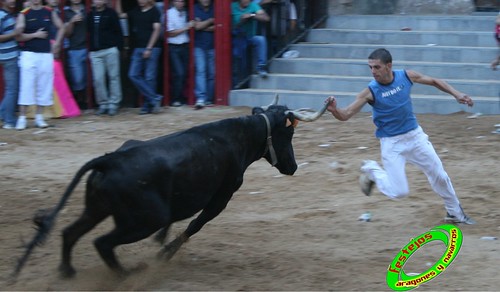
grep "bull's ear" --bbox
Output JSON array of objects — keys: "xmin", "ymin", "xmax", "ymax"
[
  {"xmin": 286, "ymin": 118, "xmax": 299, "ymax": 128},
  {"xmin": 252, "ymin": 107, "xmax": 265, "ymax": 115}
]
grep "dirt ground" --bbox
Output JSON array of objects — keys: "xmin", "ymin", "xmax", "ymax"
[{"xmin": 0, "ymin": 105, "xmax": 499, "ymax": 291}]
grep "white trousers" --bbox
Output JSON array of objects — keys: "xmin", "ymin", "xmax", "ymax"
[
  {"xmin": 362, "ymin": 126, "xmax": 464, "ymax": 220},
  {"xmin": 18, "ymin": 51, "xmax": 54, "ymax": 106}
]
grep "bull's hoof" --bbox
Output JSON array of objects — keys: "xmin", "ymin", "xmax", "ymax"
[
  {"xmin": 157, "ymin": 246, "xmax": 176, "ymax": 261},
  {"xmin": 114, "ymin": 263, "xmax": 147, "ymax": 279},
  {"xmin": 58, "ymin": 264, "xmax": 76, "ymax": 279}
]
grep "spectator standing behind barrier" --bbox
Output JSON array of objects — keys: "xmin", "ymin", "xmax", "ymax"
[
  {"xmin": 117, "ymin": 0, "xmax": 162, "ymax": 115},
  {"xmin": 15, "ymin": 0, "xmax": 64, "ymax": 130},
  {"xmin": 193, "ymin": 0, "xmax": 214, "ymax": 110},
  {"xmin": 0, "ymin": 0, "xmax": 21, "ymax": 130},
  {"xmin": 167, "ymin": 0, "xmax": 194, "ymax": 107},
  {"xmin": 87, "ymin": 0, "xmax": 123, "ymax": 116},
  {"xmin": 64, "ymin": 0, "xmax": 88, "ymax": 109},
  {"xmin": 232, "ymin": 0, "xmax": 270, "ymax": 78}
]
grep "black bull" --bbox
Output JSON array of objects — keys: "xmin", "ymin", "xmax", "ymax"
[{"xmin": 12, "ymin": 97, "xmax": 329, "ymax": 278}]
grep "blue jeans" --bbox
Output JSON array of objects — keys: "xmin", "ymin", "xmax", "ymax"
[
  {"xmin": 66, "ymin": 48, "xmax": 87, "ymax": 91},
  {"xmin": 0, "ymin": 57, "xmax": 19, "ymax": 125},
  {"xmin": 248, "ymin": 35, "xmax": 267, "ymax": 68},
  {"xmin": 194, "ymin": 47, "xmax": 215, "ymax": 104},
  {"xmin": 128, "ymin": 47, "xmax": 162, "ymax": 109},
  {"xmin": 168, "ymin": 43, "xmax": 189, "ymax": 104}
]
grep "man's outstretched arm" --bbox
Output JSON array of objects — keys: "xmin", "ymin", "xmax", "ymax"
[{"xmin": 406, "ymin": 69, "xmax": 474, "ymax": 107}]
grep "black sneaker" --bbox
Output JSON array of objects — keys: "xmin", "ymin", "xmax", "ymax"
[
  {"xmin": 444, "ymin": 213, "xmax": 476, "ymax": 225},
  {"xmin": 95, "ymin": 108, "xmax": 107, "ymax": 115},
  {"xmin": 108, "ymin": 108, "xmax": 117, "ymax": 116}
]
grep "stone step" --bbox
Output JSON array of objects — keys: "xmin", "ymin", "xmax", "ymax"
[
  {"xmin": 229, "ymin": 89, "xmax": 499, "ymax": 115},
  {"xmin": 229, "ymin": 14, "xmax": 500, "ymax": 114},
  {"xmin": 306, "ymin": 29, "xmax": 497, "ymax": 47},
  {"xmin": 270, "ymin": 58, "xmax": 497, "ymax": 80},
  {"xmin": 326, "ymin": 15, "xmax": 498, "ymax": 31},
  {"xmin": 249, "ymin": 74, "xmax": 499, "ymax": 97},
  {"xmin": 288, "ymin": 43, "xmax": 498, "ymax": 63}
]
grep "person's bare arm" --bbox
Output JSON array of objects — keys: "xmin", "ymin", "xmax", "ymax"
[
  {"xmin": 254, "ymin": 8, "xmax": 270, "ymax": 22},
  {"xmin": 325, "ymin": 88, "xmax": 373, "ymax": 121},
  {"xmin": 194, "ymin": 17, "xmax": 214, "ymax": 31},
  {"xmin": 51, "ymin": 11, "xmax": 65, "ymax": 55},
  {"xmin": 0, "ymin": 25, "xmax": 20, "ymax": 42},
  {"xmin": 238, "ymin": 8, "xmax": 270, "ymax": 25},
  {"xmin": 168, "ymin": 20, "xmax": 194, "ymax": 37},
  {"xmin": 142, "ymin": 22, "xmax": 161, "ymax": 58},
  {"xmin": 406, "ymin": 69, "xmax": 473, "ymax": 107}
]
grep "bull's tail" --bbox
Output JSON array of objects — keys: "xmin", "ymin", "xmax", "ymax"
[{"xmin": 11, "ymin": 154, "xmax": 111, "ymax": 280}]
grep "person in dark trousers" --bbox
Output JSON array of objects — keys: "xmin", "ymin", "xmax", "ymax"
[
  {"xmin": 166, "ymin": 0, "xmax": 194, "ymax": 107},
  {"xmin": 0, "ymin": 0, "xmax": 21, "ymax": 129},
  {"xmin": 117, "ymin": 0, "xmax": 162, "ymax": 115},
  {"xmin": 324, "ymin": 48, "xmax": 476, "ymax": 225},
  {"xmin": 232, "ymin": 0, "xmax": 270, "ymax": 78},
  {"xmin": 193, "ymin": 0, "xmax": 214, "ymax": 109},
  {"xmin": 64, "ymin": 0, "xmax": 88, "ymax": 110},
  {"xmin": 87, "ymin": 0, "xmax": 123, "ymax": 116}
]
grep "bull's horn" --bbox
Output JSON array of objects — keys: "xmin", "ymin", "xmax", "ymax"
[
  {"xmin": 286, "ymin": 102, "xmax": 329, "ymax": 122},
  {"xmin": 261, "ymin": 94, "xmax": 280, "ymax": 110}
]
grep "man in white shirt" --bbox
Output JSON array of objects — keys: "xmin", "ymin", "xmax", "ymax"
[{"xmin": 167, "ymin": 0, "xmax": 194, "ymax": 106}]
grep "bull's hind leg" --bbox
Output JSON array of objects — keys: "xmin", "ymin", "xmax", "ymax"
[
  {"xmin": 60, "ymin": 210, "xmax": 108, "ymax": 278},
  {"xmin": 94, "ymin": 225, "xmax": 161, "ymax": 276}
]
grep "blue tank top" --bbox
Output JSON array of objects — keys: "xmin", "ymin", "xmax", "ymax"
[
  {"xmin": 21, "ymin": 7, "xmax": 52, "ymax": 53},
  {"xmin": 368, "ymin": 70, "xmax": 418, "ymax": 138}
]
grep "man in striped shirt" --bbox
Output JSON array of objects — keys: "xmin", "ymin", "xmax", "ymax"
[{"xmin": 0, "ymin": 0, "xmax": 21, "ymax": 129}]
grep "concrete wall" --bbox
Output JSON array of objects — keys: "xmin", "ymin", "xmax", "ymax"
[{"xmin": 328, "ymin": 0, "xmax": 476, "ymax": 15}]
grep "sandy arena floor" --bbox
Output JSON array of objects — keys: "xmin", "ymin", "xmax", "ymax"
[{"xmin": 0, "ymin": 105, "xmax": 499, "ymax": 291}]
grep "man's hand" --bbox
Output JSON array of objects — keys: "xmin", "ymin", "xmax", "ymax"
[
  {"xmin": 491, "ymin": 57, "xmax": 499, "ymax": 71},
  {"xmin": 325, "ymin": 96, "xmax": 337, "ymax": 113},
  {"xmin": 456, "ymin": 93, "xmax": 474, "ymax": 107},
  {"xmin": 35, "ymin": 28, "xmax": 48, "ymax": 39}
]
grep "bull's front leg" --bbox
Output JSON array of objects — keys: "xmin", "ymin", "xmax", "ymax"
[
  {"xmin": 158, "ymin": 193, "xmax": 233, "ymax": 261},
  {"xmin": 157, "ymin": 232, "xmax": 189, "ymax": 260}
]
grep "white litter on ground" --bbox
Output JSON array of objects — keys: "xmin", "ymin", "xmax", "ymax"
[{"xmin": 467, "ymin": 113, "xmax": 482, "ymax": 119}]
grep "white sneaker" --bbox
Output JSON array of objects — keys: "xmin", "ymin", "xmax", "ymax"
[
  {"xmin": 194, "ymin": 101, "xmax": 204, "ymax": 110},
  {"xmin": 359, "ymin": 173, "xmax": 375, "ymax": 196},
  {"xmin": 360, "ymin": 160, "xmax": 378, "ymax": 173},
  {"xmin": 15, "ymin": 116, "xmax": 27, "ymax": 130},
  {"xmin": 359, "ymin": 160, "xmax": 377, "ymax": 196},
  {"xmin": 444, "ymin": 213, "xmax": 476, "ymax": 225},
  {"xmin": 35, "ymin": 114, "xmax": 48, "ymax": 128}
]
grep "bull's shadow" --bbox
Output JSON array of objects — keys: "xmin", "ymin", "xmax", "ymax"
[{"xmin": 12, "ymin": 95, "xmax": 329, "ymax": 279}]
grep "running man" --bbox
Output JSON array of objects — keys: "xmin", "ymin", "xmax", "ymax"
[{"xmin": 324, "ymin": 48, "xmax": 475, "ymax": 224}]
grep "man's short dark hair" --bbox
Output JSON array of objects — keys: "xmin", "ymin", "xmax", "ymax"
[{"xmin": 368, "ymin": 48, "xmax": 392, "ymax": 64}]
